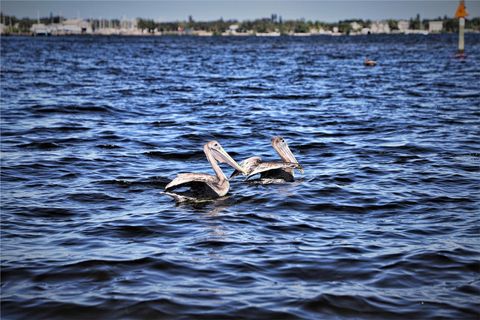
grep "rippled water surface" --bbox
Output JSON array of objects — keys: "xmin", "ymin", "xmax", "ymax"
[{"xmin": 1, "ymin": 34, "xmax": 480, "ymax": 319}]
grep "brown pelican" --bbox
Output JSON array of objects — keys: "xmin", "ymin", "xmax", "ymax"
[
  {"xmin": 164, "ymin": 141, "xmax": 246, "ymax": 202},
  {"xmin": 231, "ymin": 136, "xmax": 303, "ymax": 182}
]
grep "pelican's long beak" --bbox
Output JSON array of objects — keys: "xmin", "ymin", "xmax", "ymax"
[
  {"xmin": 278, "ymin": 143, "xmax": 304, "ymax": 174},
  {"xmin": 212, "ymin": 147, "xmax": 248, "ymax": 176}
]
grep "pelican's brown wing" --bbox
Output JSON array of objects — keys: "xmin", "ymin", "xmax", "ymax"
[
  {"xmin": 165, "ymin": 173, "xmax": 221, "ymax": 198},
  {"xmin": 246, "ymin": 161, "xmax": 298, "ymax": 180},
  {"xmin": 230, "ymin": 156, "xmax": 262, "ymax": 179}
]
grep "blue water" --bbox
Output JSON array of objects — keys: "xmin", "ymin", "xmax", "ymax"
[{"xmin": 1, "ymin": 34, "xmax": 480, "ymax": 319}]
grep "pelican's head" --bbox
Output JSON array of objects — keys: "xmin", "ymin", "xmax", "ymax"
[
  {"xmin": 205, "ymin": 140, "xmax": 247, "ymax": 175},
  {"xmin": 271, "ymin": 136, "xmax": 304, "ymax": 173}
]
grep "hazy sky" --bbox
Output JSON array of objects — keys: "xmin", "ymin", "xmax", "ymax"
[{"xmin": 2, "ymin": 1, "xmax": 479, "ymax": 22}]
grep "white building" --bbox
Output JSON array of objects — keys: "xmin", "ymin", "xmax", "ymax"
[
  {"xmin": 361, "ymin": 27, "xmax": 371, "ymax": 35},
  {"xmin": 428, "ymin": 21, "xmax": 443, "ymax": 33},
  {"xmin": 310, "ymin": 28, "xmax": 332, "ymax": 35},
  {"xmin": 350, "ymin": 21, "xmax": 362, "ymax": 32},
  {"xmin": 31, "ymin": 23, "xmax": 50, "ymax": 35},
  {"xmin": 370, "ymin": 21, "xmax": 390, "ymax": 34},
  {"xmin": 61, "ymin": 19, "xmax": 92, "ymax": 34},
  {"xmin": 222, "ymin": 24, "xmax": 243, "ymax": 36},
  {"xmin": 397, "ymin": 20, "xmax": 410, "ymax": 33},
  {"xmin": 30, "ymin": 19, "xmax": 94, "ymax": 35},
  {"xmin": 359, "ymin": 21, "xmax": 390, "ymax": 34},
  {"xmin": 47, "ymin": 19, "xmax": 93, "ymax": 35},
  {"xmin": 194, "ymin": 30, "xmax": 214, "ymax": 36},
  {"xmin": 256, "ymin": 31, "xmax": 281, "ymax": 37}
]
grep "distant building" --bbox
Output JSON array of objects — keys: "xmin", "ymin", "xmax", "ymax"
[
  {"xmin": 310, "ymin": 28, "xmax": 332, "ymax": 35},
  {"xmin": 47, "ymin": 19, "xmax": 93, "ymax": 35},
  {"xmin": 62, "ymin": 19, "xmax": 91, "ymax": 34},
  {"xmin": 222, "ymin": 24, "xmax": 240, "ymax": 35},
  {"xmin": 429, "ymin": 21, "xmax": 443, "ymax": 33},
  {"xmin": 350, "ymin": 21, "xmax": 362, "ymax": 31},
  {"xmin": 194, "ymin": 30, "xmax": 214, "ymax": 36},
  {"xmin": 397, "ymin": 20, "xmax": 410, "ymax": 33},
  {"xmin": 359, "ymin": 21, "xmax": 390, "ymax": 34},
  {"xmin": 370, "ymin": 21, "xmax": 390, "ymax": 34},
  {"xmin": 256, "ymin": 31, "xmax": 281, "ymax": 37},
  {"xmin": 31, "ymin": 23, "xmax": 50, "ymax": 36},
  {"xmin": 222, "ymin": 24, "xmax": 251, "ymax": 36}
]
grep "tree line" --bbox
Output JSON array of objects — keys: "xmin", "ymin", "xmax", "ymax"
[
  {"xmin": 1, "ymin": 12, "xmax": 479, "ymax": 35},
  {"xmin": 132, "ymin": 14, "xmax": 480, "ymax": 34}
]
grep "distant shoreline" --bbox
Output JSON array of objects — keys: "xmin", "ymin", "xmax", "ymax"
[
  {"xmin": 2, "ymin": 30, "xmax": 479, "ymax": 38},
  {"xmin": 2, "ymin": 14, "xmax": 479, "ymax": 38}
]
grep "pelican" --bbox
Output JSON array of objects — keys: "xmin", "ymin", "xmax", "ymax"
[
  {"xmin": 164, "ymin": 141, "xmax": 246, "ymax": 202},
  {"xmin": 231, "ymin": 136, "xmax": 303, "ymax": 182}
]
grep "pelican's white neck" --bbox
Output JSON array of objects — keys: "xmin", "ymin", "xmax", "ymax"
[
  {"xmin": 204, "ymin": 145, "xmax": 227, "ymax": 182},
  {"xmin": 273, "ymin": 143, "xmax": 289, "ymax": 162}
]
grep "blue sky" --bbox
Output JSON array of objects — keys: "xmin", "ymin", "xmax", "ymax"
[{"xmin": 2, "ymin": 1, "xmax": 479, "ymax": 22}]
